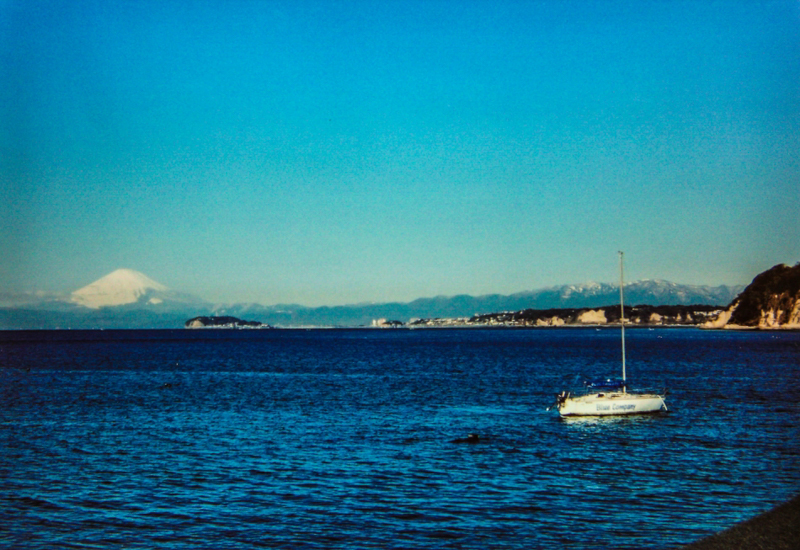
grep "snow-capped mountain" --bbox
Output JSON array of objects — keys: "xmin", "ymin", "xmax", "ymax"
[
  {"xmin": 610, "ymin": 279, "xmax": 742, "ymax": 308},
  {"xmin": 71, "ymin": 269, "xmax": 167, "ymax": 308},
  {"xmin": 505, "ymin": 279, "xmax": 743, "ymax": 311},
  {"xmin": 70, "ymin": 269, "xmax": 206, "ymax": 310}
]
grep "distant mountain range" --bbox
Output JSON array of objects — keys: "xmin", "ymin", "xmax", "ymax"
[
  {"xmin": 211, "ymin": 280, "xmax": 743, "ymax": 328},
  {"xmin": 0, "ymin": 268, "xmax": 746, "ymax": 329}
]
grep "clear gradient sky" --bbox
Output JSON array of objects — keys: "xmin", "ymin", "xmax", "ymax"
[{"xmin": 2, "ymin": 1, "xmax": 799, "ymax": 306}]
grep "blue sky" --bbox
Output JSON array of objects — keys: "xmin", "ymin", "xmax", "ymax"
[{"xmin": 2, "ymin": 0, "xmax": 798, "ymax": 306}]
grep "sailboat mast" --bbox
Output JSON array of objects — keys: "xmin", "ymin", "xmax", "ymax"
[{"xmin": 619, "ymin": 251, "xmax": 626, "ymax": 391}]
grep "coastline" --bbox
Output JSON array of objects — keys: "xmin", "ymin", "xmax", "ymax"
[{"xmin": 677, "ymin": 493, "xmax": 800, "ymax": 549}]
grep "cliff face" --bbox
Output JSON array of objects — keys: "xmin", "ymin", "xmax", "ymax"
[{"xmin": 707, "ymin": 263, "xmax": 800, "ymax": 329}]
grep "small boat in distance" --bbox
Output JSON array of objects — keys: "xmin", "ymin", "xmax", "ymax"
[{"xmin": 552, "ymin": 252, "xmax": 668, "ymax": 416}]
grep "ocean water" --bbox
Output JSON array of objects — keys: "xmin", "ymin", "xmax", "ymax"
[{"xmin": 1, "ymin": 327, "xmax": 799, "ymax": 549}]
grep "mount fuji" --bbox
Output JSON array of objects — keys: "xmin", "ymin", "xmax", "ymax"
[
  {"xmin": 71, "ymin": 269, "xmax": 168, "ymax": 308},
  {"xmin": 69, "ymin": 269, "xmax": 207, "ymax": 310},
  {"xmin": 0, "ymin": 269, "xmax": 210, "ymax": 329}
]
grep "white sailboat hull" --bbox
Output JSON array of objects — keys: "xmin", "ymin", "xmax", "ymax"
[{"xmin": 558, "ymin": 392, "xmax": 666, "ymax": 416}]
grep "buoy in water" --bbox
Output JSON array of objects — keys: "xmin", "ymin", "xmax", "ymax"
[{"xmin": 451, "ymin": 433, "xmax": 481, "ymax": 444}]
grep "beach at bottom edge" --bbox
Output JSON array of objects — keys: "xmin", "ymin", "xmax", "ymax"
[{"xmin": 677, "ymin": 493, "xmax": 800, "ymax": 550}]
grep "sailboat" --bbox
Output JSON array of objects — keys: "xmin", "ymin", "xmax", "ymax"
[{"xmin": 553, "ymin": 252, "xmax": 668, "ymax": 416}]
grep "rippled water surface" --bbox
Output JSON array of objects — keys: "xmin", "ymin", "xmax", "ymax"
[{"xmin": 2, "ymin": 328, "xmax": 799, "ymax": 549}]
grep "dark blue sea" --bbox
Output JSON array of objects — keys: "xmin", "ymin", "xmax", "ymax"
[{"xmin": 2, "ymin": 328, "xmax": 799, "ymax": 549}]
